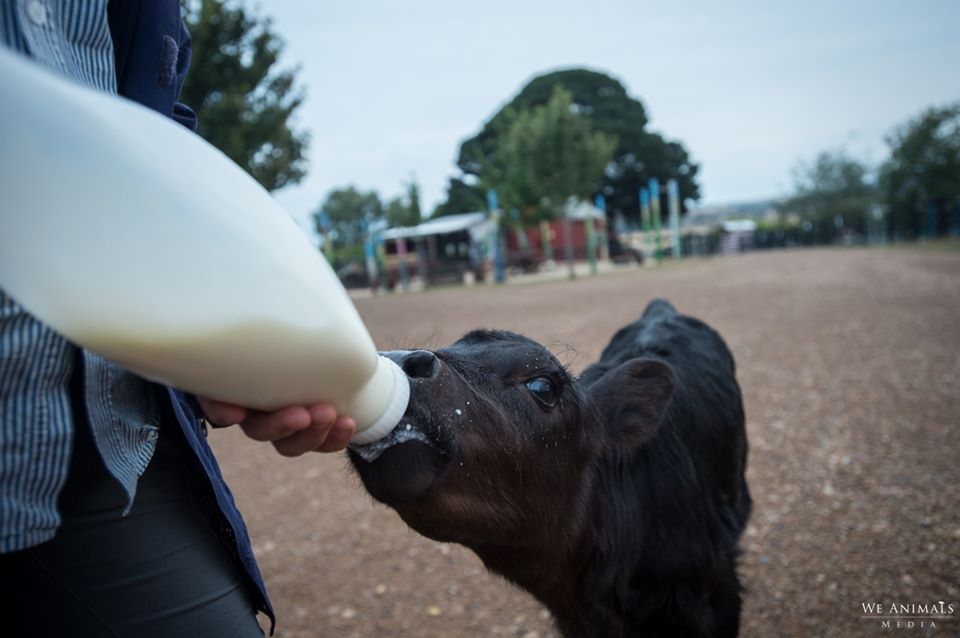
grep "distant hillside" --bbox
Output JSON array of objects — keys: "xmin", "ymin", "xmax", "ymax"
[{"xmin": 684, "ymin": 199, "xmax": 779, "ymax": 227}]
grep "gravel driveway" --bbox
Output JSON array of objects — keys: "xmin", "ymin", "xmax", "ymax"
[{"xmin": 211, "ymin": 246, "xmax": 960, "ymax": 637}]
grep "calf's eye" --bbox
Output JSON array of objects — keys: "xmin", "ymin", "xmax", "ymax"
[{"xmin": 525, "ymin": 377, "xmax": 558, "ymax": 407}]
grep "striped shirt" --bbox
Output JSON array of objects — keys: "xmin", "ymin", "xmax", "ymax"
[
  {"xmin": 0, "ymin": 4, "xmax": 274, "ymax": 626},
  {"xmin": 0, "ymin": 0, "xmax": 115, "ymax": 92},
  {"xmin": 0, "ymin": 0, "xmax": 160, "ymax": 553}
]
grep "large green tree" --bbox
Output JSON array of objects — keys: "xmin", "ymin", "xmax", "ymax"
[
  {"xmin": 781, "ymin": 150, "xmax": 877, "ymax": 241},
  {"xmin": 487, "ymin": 86, "xmax": 617, "ymax": 224},
  {"xmin": 181, "ymin": 0, "xmax": 309, "ymax": 191},
  {"xmin": 879, "ymin": 102, "xmax": 960, "ymax": 238},
  {"xmin": 314, "ymin": 186, "xmax": 383, "ymax": 247},
  {"xmin": 442, "ymin": 68, "xmax": 700, "ymax": 220}
]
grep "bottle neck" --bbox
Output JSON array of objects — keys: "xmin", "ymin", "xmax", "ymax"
[{"xmin": 347, "ymin": 356, "xmax": 410, "ymax": 444}]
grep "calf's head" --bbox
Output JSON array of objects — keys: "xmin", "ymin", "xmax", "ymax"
[{"xmin": 348, "ymin": 330, "xmax": 675, "ymax": 559}]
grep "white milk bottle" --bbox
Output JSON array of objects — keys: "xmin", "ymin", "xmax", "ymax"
[{"xmin": 0, "ymin": 48, "xmax": 408, "ymax": 444}]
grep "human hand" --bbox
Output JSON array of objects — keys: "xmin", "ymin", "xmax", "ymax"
[{"xmin": 196, "ymin": 398, "xmax": 356, "ymax": 456}]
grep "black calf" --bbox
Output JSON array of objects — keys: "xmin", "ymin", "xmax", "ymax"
[{"xmin": 349, "ymin": 299, "xmax": 751, "ymax": 637}]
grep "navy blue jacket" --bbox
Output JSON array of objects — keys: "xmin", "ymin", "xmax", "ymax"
[{"xmin": 106, "ymin": 1, "xmax": 275, "ymax": 630}]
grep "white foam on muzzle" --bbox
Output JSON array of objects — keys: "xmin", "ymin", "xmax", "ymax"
[{"xmin": 349, "ymin": 423, "xmax": 433, "ymax": 462}]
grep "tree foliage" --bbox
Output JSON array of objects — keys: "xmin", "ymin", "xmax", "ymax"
[
  {"xmin": 443, "ymin": 68, "xmax": 700, "ymax": 220},
  {"xmin": 432, "ymin": 177, "xmax": 487, "ymax": 217},
  {"xmin": 181, "ymin": 0, "xmax": 309, "ymax": 191},
  {"xmin": 386, "ymin": 180, "xmax": 423, "ymax": 228},
  {"xmin": 314, "ymin": 186, "xmax": 383, "ymax": 246},
  {"xmin": 781, "ymin": 150, "xmax": 877, "ymax": 236},
  {"xmin": 879, "ymin": 102, "xmax": 960, "ymax": 238},
  {"xmin": 486, "ymin": 86, "xmax": 617, "ymax": 224}
]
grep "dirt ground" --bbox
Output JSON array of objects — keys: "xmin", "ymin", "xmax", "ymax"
[{"xmin": 211, "ymin": 247, "xmax": 960, "ymax": 637}]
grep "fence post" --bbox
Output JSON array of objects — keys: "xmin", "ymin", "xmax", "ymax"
[
  {"xmin": 667, "ymin": 179, "xmax": 681, "ymax": 260},
  {"xmin": 487, "ymin": 190, "xmax": 506, "ymax": 284},
  {"xmin": 363, "ymin": 228, "xmax": 379, "ymax": 294},
  {"xmin": 649, "ymin": 178, "xmax": 662, "ymax": 263},
  {"xmin": 396, "ymin": 236, "xmax": 410, "ymax": 291},
  {"xmin": 540, "ymin": 219, "xmax": 553, "ymax": 262},
  {"xmin": 640, "ymin": 188, "xmax": 650, "ymax": 262},
  {"xmin": 594, "ymin": 194, "xmax": 609, "ymax": 263}
]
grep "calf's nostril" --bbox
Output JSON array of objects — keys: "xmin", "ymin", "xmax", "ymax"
[
  {"xmin": 379, "ymin": 349, "xmax": 440, "ymax": 379},
  {"xmin": 400, "ymin": 349, "xmax": 440, "ymax": 379}
]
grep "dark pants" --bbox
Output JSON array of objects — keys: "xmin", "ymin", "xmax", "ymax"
[{"xmin": 0, "ymin": 392, "xmax": 264, "ymax": 637}]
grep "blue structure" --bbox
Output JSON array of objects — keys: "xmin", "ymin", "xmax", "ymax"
[
  {"xmin": 487, "ymin": 189, "xmax": 506, "ymax": 284},
  {"xmin": 667, "ymin": 179, "xmax": 681, "ymax": 260},
  {"xmin": 649, "ymin": 178, "xmax": 662, "ymax": 262}
]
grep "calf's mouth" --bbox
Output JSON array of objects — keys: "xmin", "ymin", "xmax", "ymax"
[
  {"xmin": 347, "ymin": 349, "xmax": 464, "ymax": 506},
  {"xmin": 348, "ymin": 419, "xmax": 435, "ymax": 463},
  {"xmin": 347, "ymin": 404, "xmax": 455, "ymax": 506}
]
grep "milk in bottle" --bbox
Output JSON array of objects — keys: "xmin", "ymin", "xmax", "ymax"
[{"xmin": 0, "ymin": 48, "xmax": 408, "ymax": 444}]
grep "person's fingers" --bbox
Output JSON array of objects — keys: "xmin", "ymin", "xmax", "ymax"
[
  {"xmin": 200, "ymin": 399, "xmax": 346, "ymax": 454},
  {"xmin": 306, "ymin": 403, "xmax": 337, "ymax": 425},
  {"xmin": 197, "ymin": 397, "xmax": 247, "ymax": 427},
  {"xmin": 314, "ymin": 417, "xmax": 356, "ymax": 453},
  {"xmin": 240, "ymin": 406, "xmax": 313, "ymax": 442},
  {"xmin": 272, "ymin": 416, "xmax": 337, "ymax": 457}
]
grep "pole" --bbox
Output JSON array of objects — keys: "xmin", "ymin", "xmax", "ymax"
[
  {"xmin": 640, "ymin": 188, "xmax": 651, "ymax": 263},
  {"xmin": 488, "ymin": 189, "xmax": 505, "ymax": 284},
  {"xmin": 415, "ymin": 237, "xmax": 429, "ymax": 289},
  {"xmin": 649, "ymin": 178, "xmax": 662, "ymax": 263},
  {"xmin": 511, "ymin": 210, "xmax": 528, "ymax": 250},
  {"xmin": 594, "ymin": 194, "xmax": 609, "ymax": 262},
  {"xmin": 667, "ymin": 179, "xmax": 681, "ymax": 260},
  {"xmin": 396, "ymin": 236, "xmax": 410, "ymax": 291},
  {"xmin": 363, "ymin": 229, "xmax": 378, "ymax": 293},
  {"xmin": 375, "ymin": 233, "xmax": 386, "ymax": 287},
  {"xmin": 540, "ymin": 219, "xmax": 553, "ymax": 262},
  {"xmin": 585, "ymin": 209, "xmax": 597, "ymax": 275}
]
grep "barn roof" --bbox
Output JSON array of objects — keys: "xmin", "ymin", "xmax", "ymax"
[{"xmin": 382, "ymin": 211, "xmax": 490, "ymax": 240}]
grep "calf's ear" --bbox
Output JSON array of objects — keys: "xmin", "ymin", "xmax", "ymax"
[{"xmin": 588, "ymin": 358, "xmax": 676, "ymax": 449}]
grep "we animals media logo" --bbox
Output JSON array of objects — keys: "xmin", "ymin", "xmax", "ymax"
[{"xmin": 861, "ymin": 601, "xmax": 956, "ymax": 630}]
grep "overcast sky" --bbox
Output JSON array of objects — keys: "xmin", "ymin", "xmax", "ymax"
[{"xmin": 264, "ymin": 0, "xmax": 960, "ymax": 231}]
